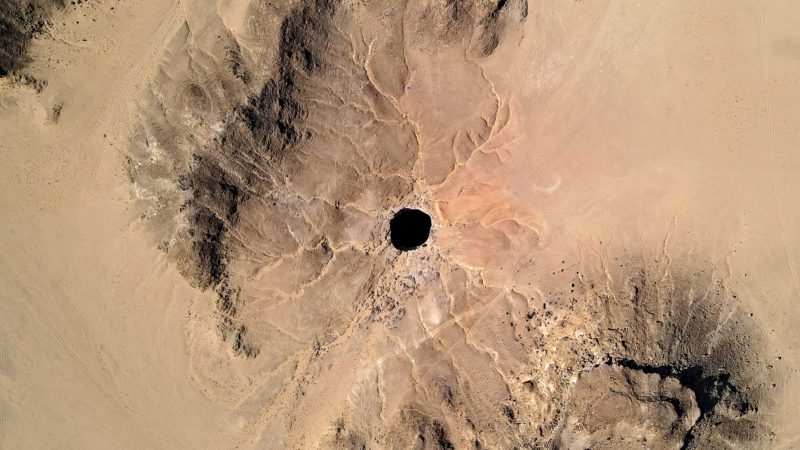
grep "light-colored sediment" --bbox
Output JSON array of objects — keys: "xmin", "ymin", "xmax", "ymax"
[{"xmin": 2, "ymin": 0, "xmax": 800, "ymax": 448}]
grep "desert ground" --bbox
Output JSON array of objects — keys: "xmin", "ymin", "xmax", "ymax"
[{"xmin": 1, "ymin": 0, "xmax": 800, "ymax": 448}]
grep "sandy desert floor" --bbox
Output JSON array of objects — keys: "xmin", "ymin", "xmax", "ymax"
[{"xmin": 2, "ymin": 0, "xmax": 800, "ymax": 448}]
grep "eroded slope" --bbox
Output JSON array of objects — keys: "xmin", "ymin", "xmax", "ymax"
[{"xmin": 128, "ymin": 0, "xmax": 781, "ymax": 448}]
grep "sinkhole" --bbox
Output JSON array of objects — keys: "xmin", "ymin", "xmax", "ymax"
[{"xmin": 390, "ymin": 208, "xmax": 431, "ymax": 251}]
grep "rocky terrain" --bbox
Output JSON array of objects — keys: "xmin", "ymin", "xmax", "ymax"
[{"xmin": 2, "ymin": 0, "xmax": 798, "ymax": 448}]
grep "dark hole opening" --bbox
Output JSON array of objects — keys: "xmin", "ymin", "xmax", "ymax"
[{"xmin": 390, "ymin": 208, "xmax": 431, "ymax": 251}]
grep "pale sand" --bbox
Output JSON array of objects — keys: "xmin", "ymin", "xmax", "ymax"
[{"xmin": 1, "ymin": 0, "xmax": 800, "ymax": 448}]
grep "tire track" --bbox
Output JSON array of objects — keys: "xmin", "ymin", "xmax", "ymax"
[
  {"xmin": 756, "ymin": 5, "xmax": 800, "ymax": 301},
  {"xmin": 0, "ymin": 246, "xmax": 158, "ymax": 447}
]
